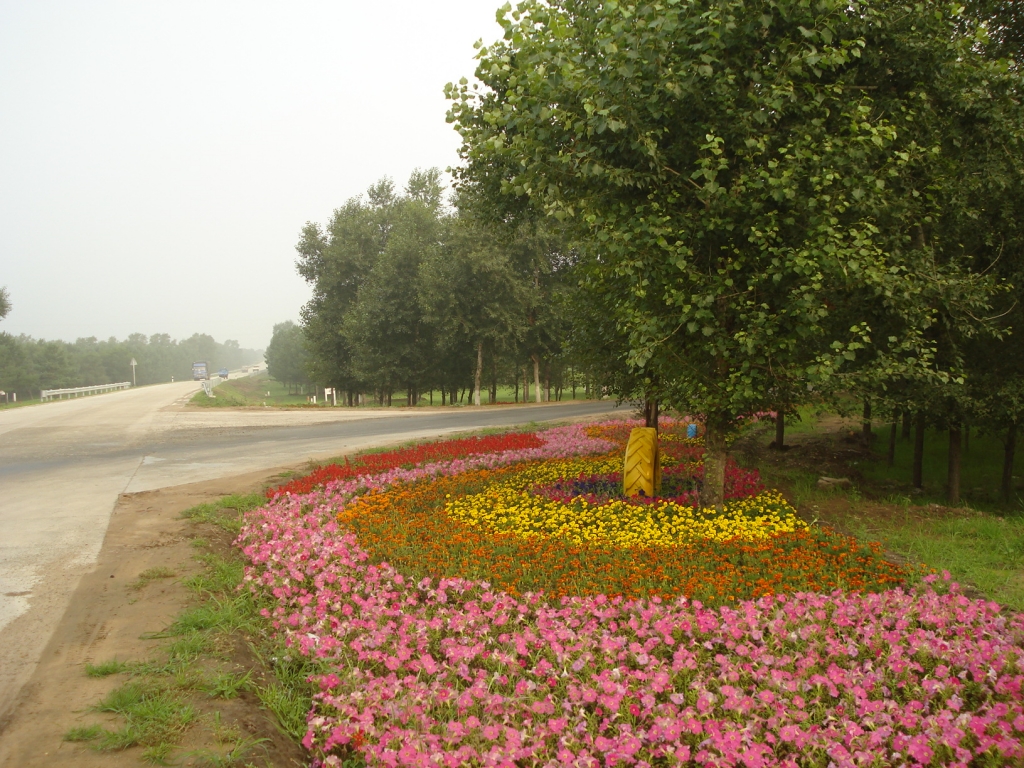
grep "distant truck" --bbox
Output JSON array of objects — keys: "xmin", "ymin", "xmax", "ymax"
[
  {"xmin": 192, "ymin": 361, "xmax": 209, "ymax": 381},
  {"xmin": 218, "ymin": 368, "xmax": 229, "ymax": 379}
]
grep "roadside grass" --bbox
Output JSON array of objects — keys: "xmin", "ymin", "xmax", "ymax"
[
  {"xmin": 0, "ymin": 397, "xmax": 42, "ymax": 410},
  {"xmin": 190, "ymin": 374, "xmax": 321, "ymax": 408},
  {"xmin": 190, "ymin": 371, "xmax": 599, "ymax": 409},
  {"xmin": 62, "ymin": 493, "xmax": 334, "ymax": 767},
  {"xmin": 129, "ymin": 567, "xmax": 177, "ymax": 591}
]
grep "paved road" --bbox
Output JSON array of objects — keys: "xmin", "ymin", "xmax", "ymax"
[{"xmin": 0, "ymin": 380, "xmax": 618, "ymax": 712}]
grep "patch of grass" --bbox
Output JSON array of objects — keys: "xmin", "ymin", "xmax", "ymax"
[
  {"xmin": 130, "ymin": 567, "xmax": 177, "ymax": 591},
  {"xmin": 90, "ymin": 680, "xmax": 197, "ymax": 757},
  {"xmin": 67, "ymin": 489, "xmax": 320, "ymax": 764},
  {"xmin": 182, "ymin": 493, "xmax": 265, "ymax": 535},
  {"xmin": 184, "ymin": 735, "xmax": 270, "ymax": 767},
  {"xmin": 255, "ymin": 682, "xmax": 313, "ymax": 743},
  {"xmin": 64, "ymin": 723, "xmax": 103, "ymax": 741},
  {"xmin": 169, "ymin": 593, "xmax": 254, "ymax": 636},
  {"xmin": 189, "ymin": 371, "xmax": 596, "ymax": 409},
  {"xmin": 164, "ymin": 632, "xmax": 214, "ymax": 664},
  {"xmin": 185, "ymin": 555, "xmax": 245, "ymax": 596},
  {"xmin": 189, "ymin": 374, "xmax": 313, "ymax": 408},
  {"xmin": 843, "ymin": 510, "xmax": 1024, "ymax": 609},
  {"xmin": 251, "ymin": 652, "xmax": 332, "ymax": 743},
  {"xmin": 0, "ymin": 397, "xmax": 43, "ymax": 410},
  {"xmin": 861, "ymin": 425, "xmax": 1023, "ymax": 513},
  {"xmin": 202, "ymin": 670, "xmax": 252, "ymax": 699},
  {"xmin": 85, "ymin": 659, "xmax": 129, "ymax": 677}
]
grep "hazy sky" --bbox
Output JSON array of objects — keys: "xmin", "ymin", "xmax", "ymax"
[{"xmin": 0, "ymin": 1, "xmax": 504, "ymax": 350}]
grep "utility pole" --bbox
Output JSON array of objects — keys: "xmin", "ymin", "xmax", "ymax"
[{"xmin": 130, "ymin": 358, "xmax": 137, "ymax": 387}]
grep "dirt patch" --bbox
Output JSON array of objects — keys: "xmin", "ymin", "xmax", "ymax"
[{"xmin": 0, "ymin": 468, "xmax": 305, "ymax": 768}]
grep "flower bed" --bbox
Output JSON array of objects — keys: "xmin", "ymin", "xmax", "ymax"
[
  {"xmin": 238, "ymin": 420, "xmax": 1024, "ymax": 767},
  {"xmin": 268, "ymin": 430, "xmax": 549, "ymax": 498},
  {"xmin": 445, "ymin": 457, "xmax": 805, "ymax": 547}
]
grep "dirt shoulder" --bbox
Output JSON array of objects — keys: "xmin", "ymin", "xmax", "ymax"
[{"xmin": 0, "ymin": 467, "xmax": 303, "ymax": 768}]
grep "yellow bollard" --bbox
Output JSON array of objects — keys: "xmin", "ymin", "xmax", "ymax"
[{"xmin": 623, "ymin": 427, "xmax": 661, "ymax": 497}]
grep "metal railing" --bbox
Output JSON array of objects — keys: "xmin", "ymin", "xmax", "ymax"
[{"xmin": 40, "ymin": 382, "xmax": 132, "ymax": 401}]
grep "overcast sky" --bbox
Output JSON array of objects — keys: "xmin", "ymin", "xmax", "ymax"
[{"xmin": 0, "ymin": 0, "xmax": 503, "ymax": 350}]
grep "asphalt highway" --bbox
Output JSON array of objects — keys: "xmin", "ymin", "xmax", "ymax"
[{"xmin": 0, "ymin": 379, "xmax": 618, "ymax": 712}]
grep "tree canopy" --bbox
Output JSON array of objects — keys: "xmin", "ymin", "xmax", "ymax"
[{"xmin": 447, "ymin": 0, "xmax": 1021, "ymax": 505}]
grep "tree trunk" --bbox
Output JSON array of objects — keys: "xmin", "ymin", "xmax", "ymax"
[
  {"xmin": 523, "ymin": 367, "xmax": 530, "ymax": 403},
  {"xmin": 545, "ymin": 366, "xmax": 551, "ymax": 403},
  {"xmin": 532, "ymin": 355, "xmax": 541, "ymax": 403},
  {"xmin": 1004, "ymin": 422, "xmax": 1018, "ymax": 504},
  {"xmin": 474, "ymin": 341, "xmax": 483, "ymax": 406},
  {"xmin": 964, "ymin": 423, "xmax": 970, "ymax": 454},
  {"xmin": 913, "ymin": 411, "xmax": 926, "ymax": 489},
  {"xmin": 902, "ymin": 411, "xmax": 912, "ymax": 440},
  {"xmin": 947, "ymin": 424, "xmax": 962, "ymax": 505},
  {"xmin": 514, "ymin": 379, "xmax": 519, "ymax": 403},
  {"xmin": 862, "ymin": 399, "xmax": 872, "ymax": 445},
  {"xmin": 490, "ymin": 356, "xmax": 497, "ymax": 404},
  {"xmin": 887, "ymin": 418, "xmax": 897, "ymax": 467},
  {"xmin": 643, "ymin": 399, "xmax": 659, "ymax": 431},
  {"xmin": 774, "ymin": 410, "xmax": 785, "ymax": 450},
  {"xmin": 441, "ymin": 387, "xmax": 446, "ymax": 406},
  {"xmin": 700, "ymin": 417, "xmax": 728, "ymax": 509}
]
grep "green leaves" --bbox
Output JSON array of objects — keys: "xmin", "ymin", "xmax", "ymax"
[{"xmin": 449, "ymin": 0, "xmax": 1018, "ymax": 449}]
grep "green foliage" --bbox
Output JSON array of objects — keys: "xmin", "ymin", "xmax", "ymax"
[
  {"xmin": 264, "ymin": 321, "xmax": 311, "ymax": 393},
  {"xmin": 201, "ymin": 670, "xmax": 253, "ymax": 700},
  {"xmin": 85, "ymin": 659, "xmax": 129, "ymax": 677},
  {"xmin": 296, "ymin": 170, "xmax": 583, "ymax": 406},
  {"xmin": 129, "ymin": 567, "xmax": 177, "ymax": 591},
  {"xmin": 88, "ymin": 681, "xmax": 197, "ymax": 757},
  {"xmin": 64, "ymin": 724, "xmax": 103, "ymax": 742},
  {"xmin": 0, "ymin": 331, "xmax": 261, "ymax": 396},
  {"xmin": 448, "ymin": 0, "xmax": 1020, "ymax": 502}
]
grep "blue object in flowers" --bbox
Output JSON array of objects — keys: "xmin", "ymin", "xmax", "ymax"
[{"xmin": 687, "ymin": 423, "xmax": 698, "ymax": 438}]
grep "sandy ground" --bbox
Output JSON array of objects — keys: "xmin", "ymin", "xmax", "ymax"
[{"xmin": 0, "ymin": 465, "xmax": 305, "ymax": 768}]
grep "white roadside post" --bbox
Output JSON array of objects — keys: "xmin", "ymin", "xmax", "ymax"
[{"xmin": 130, "ymin": 358, "xmax": 137, "ymax": 387}]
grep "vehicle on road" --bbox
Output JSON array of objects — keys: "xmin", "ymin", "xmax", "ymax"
[
  {"xmin": 192, "ymin": 361, "xmax": 209, "ymax": 381},
  {"xmin": 218, "ymin": 369, "xmax": 229, "ymax": 379}
]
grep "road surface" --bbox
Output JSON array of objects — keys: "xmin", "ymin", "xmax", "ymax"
[{"xmin": 0, "ymin": 380, "xmax": 618, "ymax": 714}]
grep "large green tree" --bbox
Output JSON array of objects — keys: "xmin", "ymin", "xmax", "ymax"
[
  {"xmin": 448, "ymin": 0, "xmax": 1006, "ymax": 506},
  {"xmin": 264, "ymin": 321, "xmax": 311, "ymax": 393}
]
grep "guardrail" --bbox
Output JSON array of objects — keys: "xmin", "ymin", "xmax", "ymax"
[{"xmin": 40, "ymin": 382, "xmax": 132, "ymax": 401}]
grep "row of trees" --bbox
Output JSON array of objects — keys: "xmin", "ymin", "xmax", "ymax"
[
  {"xmin": 0, "ymin": 327, "xmax": 262, "ymax": 397},
  {"xmin": 290, "ymin": 170, "xmax": 591, "ymax": 407},
  {"xmin": 441, "ymin": 0, "xmax": 1024, "ymax": 507}
]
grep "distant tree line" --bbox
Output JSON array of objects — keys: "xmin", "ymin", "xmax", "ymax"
[
  {"xmin": 0, "ymin": 328, "xmax": 262, "ymax": 397},
  {"xmin": 281, "ymin": 169, "xmax": 594, "ymax": 407}
]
